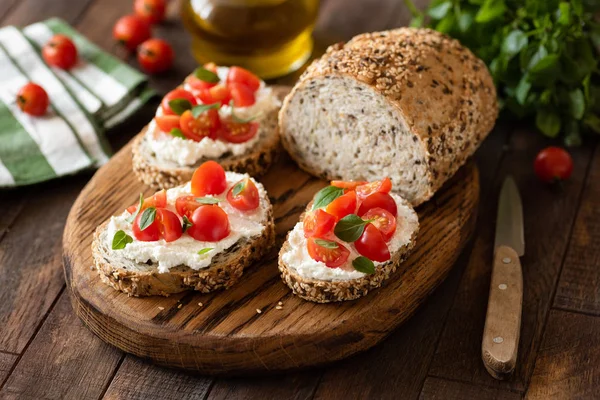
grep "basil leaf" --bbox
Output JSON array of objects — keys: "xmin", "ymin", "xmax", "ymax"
[
  {"xmin": 427, "ymin": 1, "xmax": 451, "ymax": 19},
  {"xmin": 232, "ymin": 181, "xmax": 244, "ymax": 197},
  {"xmin": 196, "ymin": 197, "xmax": 220, "ymax": 204},
  {"xmin": 197, "ymin": 247, "xmax": 214, "ymax": 255},
  {"xmin": 112, "ymin": 230, "xmax": 133, "ymax": 250},
  {"xmin": 168, "ymin": 99, "xmax": 192, "ymax": 115},
  {"xmin": 313, "ymin": 238, "xmax": 339, "ymax": 249},
  {"xmin": 564, "ymin": 118, "xmax": 582, "ymax": 147},
  {"xmin": 474, "ymin": 0, "xmax": 506, "ymax": 23},
  {"xmin": 139, "ymin": 207, "xmax": 156, "ymax": 231},
  {"xmin": 182, "ymin": 215, "xmax": 193, "ymax": 233},
  {"xmin": 536, "ymin": 109, "xmax": 561, "ymax": 138},
  {"xmin": 352, "ymin": 256, "xmax": 375, "ymax": 274},
  {"xmin": 191, "ymin": 103, "xmax": 220, "ymax": 118},
  {"xmin": 584, "ymin": 113, "xmax": 600, "ymax": 134},
  {"xmin": 193, "ymin": 67, "xmax": 220, "ymax": 83},
  {"xmin": 557, "ymin": 2, "xmax": 570, "ymax": 26},
  {"xmin": 312, "ymin": 186, "xmax": 344, "ymax": 210},
  {"xmin": 126, "ymin": 193, "xmax": 144, "ymax": 223},
  {"xmin": 334, "ymin": 214, "xmax": 368, "ymax": 242},
  {"xmin": 457, "ymin": 9, "xmax": 474, "ymax": 32},
  {"xmin": 501, "ymin": 30, "xmax": 527, "ymax": 59},
  {"xmin": 170, "ymin": 128, "xmax": 186, "ymax": 139},
  {"xmin": 567, "ymin": 89, "xmax": 585, "ymax": 120},
  {"xmin": 515, "ymin": 75, "xmax": 531, "ymax": 105}
]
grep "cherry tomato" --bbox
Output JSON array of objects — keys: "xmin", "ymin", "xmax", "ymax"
[
  {"xmin": 306, "ymin": 237, "xmax": 350, "ymax": 268},
  {"xmin": 42, "ymin": 34, "xmax": 78, "ymax": 70},
  {"xmin": 175, "ymin": 195, "xmax": 203, "ymax": 219},
  {"xmin": 160, "ymin": 89, "xmax": 197, "ymax": 115},
  {"xmin": 113, "ymin": 14, "xmax": 151, "ymax": 51},
  {"xmin": 356, "ymin": 177, "xmax": 392, "ymax": 200},
  {"xmin": 137, "ymin": 38, "xmax": 173, "ymax": 74},
  {"xmin": 354, "ymin": 223, "xmax": 390, "ymax": 262},
  {"xmin": 186, "ymin": 63, "xmax": 219, "ymax": 91},
  {"xmin": 325, "ymin": 190, "xmax": 357, "ymax": 220},
  {"xmin": 198, "ymin": 84, "xmax": 231, "ymax": 106},
  {"xmin": 331, "ymin": 180, "xmax": 368, "ymax": 190},
  {"xmin": 229, "ymin": 82, "xmax": 256, "ymax": 107},
  {"xmin": 155, "ymin": 115, "xmax": 180, "ymax": 132},
  {"xmin": 534, "ymin": 146, "xmax": 573, "ymax": 183},
  {"xmin": 227, "ymin": 177, "xmax": 260, "ymax": 211},
  {"xmin": 187, "ymin": 205, "xmax": 230, "ymax": 242},
  {"xmin": 227, "ymin": 66, "xmax": 261, "ymax": 92},
  {"xmin": 134, "ymin": 0, "xmax": 166, "ymax": 24},
  {"xmin": 180, "ymin": 109, "xmax": 220, "ymax": 141},
  {"xmin": 191, "ymin": 161, "xmax": 227, "ymax": 196},
  {"xmin": 219, "ymin": 119, "xmax": 259, "ymax": 143},
  {"xmin": 303, "ymin": 209, "xmax": 336, "ymax": 238},
  {"xmin": 126, "ymin": 189, "xmax": 167, "ymax": 214},
  {"xmin": 16, "ymin": 83, "xmax": 49, "ymax": 116},
  {"xmin": 357, "ymin": 192, "xmax": 397, "ymax": 216},
  {"xmin": 132, "ymin": 208, "xmax": 182, "ymax": 242},
  {"xmin": 361, "ymin": 207, "xmax": 397, "ymax": 241}
]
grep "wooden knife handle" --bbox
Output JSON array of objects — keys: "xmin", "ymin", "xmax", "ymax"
[{"xmin": 482, "ymin": 245, "xmax": 523, "ymax": 380}]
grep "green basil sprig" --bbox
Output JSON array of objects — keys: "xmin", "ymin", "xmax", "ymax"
[
  {"xmin": 313, "ymin": 238, "xmax": 340, "ymax": 249},
  {"xmin": 139, "ymin": 207, "xmax": 156, "ymax": 231},
  {"xmin": 193, "ymin": 66, "xmax": 220, "ymax": 83},
  {"xmin": 126, "ymin": 193, "xmax": 144, "ymax": 223},
  {"xmin": 312, "ymin": 186, "xmax": 344, "ymax": 210},
  {"xmin": 191, "ymin": 103, "xmax": 220, "ymax": 118},
  {"xmin": 352, "ymin": 256, "xmax": 375, "ymax": 274},
  {"xmin": 112, "ymin": 230, "xmax": 133, "ymax": 250},
  {"xmin": 334, "ymin": 214, "xmax": 373, "ymax": 242},
  {"xmin": 169, "ymin": 128, "xmax": 186, "ymax": 139},
  {"xmin": 197, "ymin": 248, "xmax": 214, "ymax": 255},
  {"xmin": 182, "ymin": 215, "xmax": 193, "ymax": 232},
  {"xmin": 196, "ymin": 197, "xmax": 220, "ymax": 205},
  {"xmin": 168, "ymin": 99, "xmax": 192, "ymax": 115}
]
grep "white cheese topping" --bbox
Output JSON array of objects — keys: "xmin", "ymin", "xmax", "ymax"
[
  {"xmin": 105, "ymin": 172, "xmax": 268, "ymax": 273},
  {"xmin": 146, "ymin": 66, "xmax": 281, "ymax": 167},
  {"xmin": 281, "ymin": 193, "xmax": 418, "ymax": 281}
]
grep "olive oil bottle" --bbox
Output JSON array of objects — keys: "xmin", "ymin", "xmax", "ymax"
[{"xmin": 181, "ymin": 0, "xmax": 319, "ymax": 79}]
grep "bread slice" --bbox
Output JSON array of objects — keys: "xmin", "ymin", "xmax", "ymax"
[
  {"xmin": 278, "ymin": 28, "xmax": 497, "ymax": 206},
  {"xmin": 278, "ymin": 197, "xmax": 419, "ymax": 303},
  {"xmin": 133, "ymin": 86, "xmax": 289, "ymax": 190},
  {"xmin": 91, "ymin": 187, "xmax": 275, "ymax": 297}
]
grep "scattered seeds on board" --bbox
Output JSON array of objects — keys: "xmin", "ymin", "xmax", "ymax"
[
  {"xmin": 278, "ymin": 301, "xmax": 283, "ymax": 306},
  {"xmin": 158, "ymin": 306, "xmax": 164, "ymax": 311},
  {"xmin": 198, "ymin": 302, "xmax": 203, "ymax": 307},
  {"xmin": 276, "ymin": 306, "xmax": 283, "ymax": 310},
  {"xmin": 256, "ymin": 308, "xmax": 262, "ymax": 314},
  {"xmin": 177, "ymin": 303, "xmax": 182, "ymax": 309}
]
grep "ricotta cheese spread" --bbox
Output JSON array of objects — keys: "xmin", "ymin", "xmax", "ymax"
[
  {"xmin": 280, "ymin": 194, "xmax": 418, "ymax": 281},
  {"xmin": 146, "ymin": 67, "xmax": 281, "ymax": 167},
  {"xmin": 105, "ymin": 172, "xmax": 269, "ymax": 273}
]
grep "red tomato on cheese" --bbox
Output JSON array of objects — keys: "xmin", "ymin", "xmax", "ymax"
[
  {"xmin": 219, "ymin": 119, "xmax": 259, "ymax": 143},
  {"xmin": 155, "ymin": 115, "xmax": 180, "ymax": 132},
  {"xmin": 127, "ymin": 190, "xmax": 167, "ymax": 214},
  {"xmin": 227, "ymin": 66, "xmax": 261, "ymax": 92},
  {"xmin": 175, "ymin": 196, "xmax": 203, "ymax": 219},
  {"xmin": 227, "ymin": 177, "xmax": 260, "ymax": 211},
  {"xmin": 361, "ymin": 207, "xmax": 397, "ymax": 241},
  {"xmin": 198, "ymin": 84, "xmax": 231, "ymax": 106},
  {"xmin": 303, "ymin": 209, "xmax": 336, "ymax": 238},
  {"xmin": 191, "ymin": 161, "xmax": 227, "ymax": 196},
  {"xmin": 357, "ymin": 192, "xmax": 397, "ymax": 216},
  {"xmin": 354, "ymin": 224, "xmax": 390, "ymax": 262},
  {"xmin": 179, "ymin": 109, "xmax": 220, "ymax": 141},
  {"xmin": 355, "ymin": 178, "xmax": 392, "ymax": 200},
  {"xmin": 326, "ymin": 190, "xmax": 357, "ymax": 220},
  {"xmin": 229, "ymin": 82, "xmax": 256, "ymax": 107},
  {"xmin": 132, "ymin": 208, "xmax": 182, "ymax": 242},
  {"xmin": 187, "ymin": 205, "xmax": 230, "ymax": 242},
  {"xmin": 330, "ymin": 180, "xmax": 368, "ymax": 190},
  {"xmin": 161, "ymin": 89, "xmax": 197, "ymax": 115},
  {"xmin": 306, "ymin": 237, "xmax": 350, "ymax": 268}
]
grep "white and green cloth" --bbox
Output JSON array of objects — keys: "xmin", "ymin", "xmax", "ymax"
[{"xmin": 0, "ymin": 18, "xmax": 155, "ymax": 187}]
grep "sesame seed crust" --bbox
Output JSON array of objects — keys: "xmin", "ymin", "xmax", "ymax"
[{"xmin": 280, "ymin": 28, "xmax": 498, "ymax": 205}]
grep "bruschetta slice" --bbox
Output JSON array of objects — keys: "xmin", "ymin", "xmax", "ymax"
[
  {"xmin": 93, "ymin": 161, "xmax": 275, "ymax": 296},
  {"xmin": 133, "ymin": 64, "xmax": 285, "ymax": 190},
  {"xmin": 278, "ymin": 179, "xmax": 419, "ymax": 302}
]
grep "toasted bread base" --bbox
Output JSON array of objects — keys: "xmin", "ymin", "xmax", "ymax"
[{"xmin": 92, "ymin": 207, "xmax": 275, "ymax": 297}]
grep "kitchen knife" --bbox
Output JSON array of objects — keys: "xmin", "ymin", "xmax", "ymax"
[{"xmin": 482, "ymin": 176, "xmax": 525, "ymax": 380}]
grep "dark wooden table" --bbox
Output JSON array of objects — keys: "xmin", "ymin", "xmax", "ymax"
[{"xmin": 1, "ymin": 0, "xmax": 599, "ymax": 399}]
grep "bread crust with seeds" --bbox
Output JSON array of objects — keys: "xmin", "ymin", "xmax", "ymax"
[{"xmin": 279, "ymin": 28, "xmax": 497, "ymax": 206}]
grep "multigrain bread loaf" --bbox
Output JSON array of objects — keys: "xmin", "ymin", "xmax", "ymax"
[{"xmin": 279, "ymin": 28, "xmax": 497, "ymax": 206}]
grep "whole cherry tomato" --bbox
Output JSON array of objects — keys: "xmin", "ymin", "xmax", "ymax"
[
  {"xmin": 16, "ymin": 83, "xmax": 49, "ymax": 116},
  {"xmin": 187, "ymin": 205, "xmax": 230, "ymax": 242},
  {"xmin": 137, "ymin": 38, "xmax": 173, "ymax": 74},
  {"xmin": 357, "ymin": 192, "xmax": 397, "ymax": 216},
  {"xmin": 227, "ymin": 177, "xmax": 260, "ymax": 211},
  {"xmin": 354, "ymin": 223, "xmax": 391, "ymax": 262},
  {"xmin": 160, "ymin": 89, "xmax": 197, "ymax": 115},
  {"xmin": 134, "ymin": 0, "xmax": 166, "ymax": 24},
  {"xmin": 191, "ymin": 161, "xmax": 227, "ymax": 196},
  {"xmin": 534, "ymin": 146, "xmax": 573, "ymax": 183},
  {"xmin": 113, "ymin": 15, "xmax": 151, "ymax": 51},
  {"xmin": 42, "ymin": 34, "xmax": 78, "ymax": 70},
  {"xmin": 227, "ymin": 66, "xmax": 261, "ymax": 91}
]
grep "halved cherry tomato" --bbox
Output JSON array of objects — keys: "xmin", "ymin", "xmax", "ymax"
[
  {"xmin": 354, "ymin": 224, "xmax": 390, "ymax": 262},
  {"xmin": 155, "ymin": 115, "xmax": 180, "ymax": 132},
  {"xmin": 175, "ymin": 195, "xmax": 202, "ymax": 219},
  {"xmin": 357, "ymin": 192, "xmax": 397, "ymax": 216},
  {"xmin": 191, "ymin": 161, "xmax": 227, "ymax": 196},
  {"xmin": 132, "ymin": 208, "xmax": 181, "ymax": 242},
  {"xmin": 330, "ymin": 180, "xmax": 368, "ymax": 190},
  {"xmin": 16, "ymin": 83, "xmax": 49, "ymax": 116},
  {"xmin": 198, "ymin": 84, "xmax": 231, "ymax": 106},
  {"xmin": 137, "ymin": 38, "xmax": 173, "ymax": 74},
  {"xmin": 303, "ymin": 209, "xmax": 336, "ymax": 238},
  {"xmin": 226, "ymin": 177, "xmax": 260, "ymax": 211},
  {"xmin": 326, "ymin": 190, "xmax": 357, "ymax": 220},
  {"xmin": 179, "ymin": 109, "xmax": 220, "ymax": 141},
  {"xmin": 227, "ymin": 66, "xmax": 261, "ymax": 92},
  {"xmin": 219, "ymin": 119, "xmax": 259, "ymax": 143},
  {"xmin": 362, "ymin": 207, "xmax": 397, "ymax": 241},
  {"xmin": 113, "ymin": 14, "xmax": 151, "ymax": 51},
  {"xmin": 161, "ymin": 89, "xmax": 197, "ymax": 115},
  {"xmin": 229, "ymin": 82, "xmax": 256, "ymax": 107},
  {"xmin": 134, "ymin": 0, "xmax": 166, "ymax": 24},
  {"xmin": 306, "ymin": 237, "xmax": 350, "ymax": 268},
  {"xmin": 126, "ymin": 189, "xmax": 167, "ymax": 214},
  {"xmin": 187, "ymin": 205, "xmax": 230, "ymax": 242},
  {"xmin": 356, "ymin": 177, "xmax": 392, "ymax": 200},
  {"xmin": 42, "ymin": 34, "xmax": 78, "ymax": 70}
]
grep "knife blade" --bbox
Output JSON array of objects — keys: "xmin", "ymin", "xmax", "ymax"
[{"xmin": 482, "ymin": 176, "xmax": 524, "ymax": 380}]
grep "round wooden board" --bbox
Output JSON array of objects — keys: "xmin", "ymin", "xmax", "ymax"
[{"xmin": 63, "ymin": 136, "xmax": 479, "ymax": 375}]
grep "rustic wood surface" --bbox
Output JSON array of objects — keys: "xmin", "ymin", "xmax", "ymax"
[
  {"xmin": 0, "ymin": 0, "xmax": 599, "ymax": 398},
  {"xmin": 63, "ymin": 131, "xmax": 478, "ymax": 374}
]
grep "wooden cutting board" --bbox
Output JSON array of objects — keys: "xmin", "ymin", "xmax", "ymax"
[{"xmin": 63, "ymin": 132, "xmax": 479, "ymax": 375}]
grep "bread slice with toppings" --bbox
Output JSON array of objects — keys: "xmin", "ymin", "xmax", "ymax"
[
  {"xmin": 132, "ymin": 66, "xmax": 290, "ymax": 190},
  {"xmin": 278, "ymin": 181, "xmax": 419, "ymax": 303},
  {"xmin": 92, "ymin": 167, "xmax": 275, "ymax": 297},
  {"xmin": 278, "ymin": 28, "xmax": 497, "ymax": 206}
]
